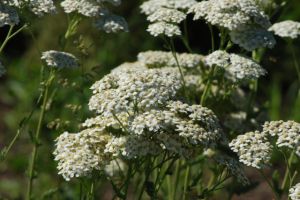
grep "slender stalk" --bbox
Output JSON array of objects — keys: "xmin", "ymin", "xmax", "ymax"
[
  {"xmin": 182, "ymin": 165, "xmax": 190, "ymax": 200},
  {"xmin": 281, "ymin": 151, "xmax": 295, "ymax": 190},
  {"xmin": 208, "ymin": 25, "xmax": 215, "ymax": 52},
  {"xmin": 0, "ymin": 25, "xmax": 14, "ymax": 54},
  {"xmin": 200, "ymin": 66, "xmax": 215, "ymax": 105},
  {"xmin": 0, "ymin": 24, "xmax": 27, "ymax": 54},
  {"xmin": 26, "ymin": 71, "xmax": 54, "ymax": 200},
  {"xmin": 172, "ymin": 160, "xmax": 181, "ymax": 200}
]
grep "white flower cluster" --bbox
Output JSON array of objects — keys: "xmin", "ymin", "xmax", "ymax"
[
  {"xmin": 216, "ymin": 155, "xmax": 250, "ymax": 186},
  {"xmin": 205, "ymin": 50, "xmax": 266, "ymax": 82},
  {"xmin": 41, "ymin": 50, "xmax": 79, "ymax": 69},
  {"xmin": 141, "ymin": 0, "xmax": 194, "ymax": 37},
  {"xmin": 140, "ymin": 0, "xmax": 197, "ymax": 15},
  {"xmin": 88, "ymin": 67, "xmax": 182, "ymax": 116},
  {"xmin": 262, "ymin": 120, "xmax": 300, "ymax": 156},
  {"xmin": 53, "ymin": 128, "xmax": 112, "ymax": 181},
  {"xmin": 61, "ymin": 0, "xmax": 127, "ymax": 33},
  {"xmin": 27, "ymin": 0, "xmax": 56, "ymax": 16},
  {"xmin": 0, "ymin": 4, "xmax": 19, "ymax": 27},
  {"xmin": 229, "ymin": 131, "xmax": 272, "ymax": 169},
  {"xmin": 269, "ymin": 20, "xmax": 300, "ymax": 39},
  {"xmin": 2, "ymin": 0, "xmax": 56, "ymax": 17},
  {"xmin": 0, "ymin": 61, "xmax": 6, "ymax": 77},
  {"xmin": 137, "ymin": 50, "xmax": 204, "ymax": 68},
  {"xmin": 54, "ymin": 57, "xmax": 225, "ymax": 180},
  {"xmin": 189, "ymin": 0, "xmax": 276, "ymax": 51},
  {"xmin": 289, "ymin": 183, "xmax": 300, "ymax": 200}
]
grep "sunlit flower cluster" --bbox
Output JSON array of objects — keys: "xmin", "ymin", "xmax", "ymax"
[
  {"xmin": 262, "ymin": 120, "xmax": 300, "ymax": 156},
  {"xmin": 229, "ymin": 131, "xmax": 272, "ymax": 169},
  {"xmin": 53, "ymin": 128, "xmax": 112, "ymax": 181},
  {"xmin": 205, "ymin": 50, "xmax": 266, "ymax": 82},
  {"xmin": 2, "ymin": 0, "xmax": 56, "ymax": 17},
  {"xmin": 41, "ymin": 50, "xmax": 79, "ymax": 69},
  {"xmin": 189, "ymin": 0, "xmax": 276, "ymax": 51},
  {"xmin": 138, "ymin": 50, "xmax": 204, "ymax": 69},
  {"xmin": 141, "ymin": 0, "xmax": 195, "ymax": 37},
  {"xmin": 289, "ymin": 182, "xmax": 300, "ymax": 200},
  {"xmin": 269, "ymin": 20, "xmax": 300, "ymax": 39}
]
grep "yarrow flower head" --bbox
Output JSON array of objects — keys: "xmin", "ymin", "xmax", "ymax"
[
  {"xmin": 188, "ymin": 0, "xmax": 276, "ymax": 51},
  {"xmin": 269, "ymin": 20, "xmax": 300, "ymax": 39},
  {"xmin": 229, "ymin": 131, "xmax": 272, "ymax": 169},
  {"xmin": 41, "ymin": 50, "xmax": 79, "ymax": 69},
  {"xmin": 262, "ymin": 120, "xmax": 300, "ymax": 156},
  {"xmin": 188, "ymin": 0, "xmax": 271, "ymax": 30},
  {"xmin": 140, "ymin": 0, "xmax": 197, "ymax": 15},
  {"xmin": 289, "ymin": 183, "xmax": 300, "ymax": 200},
  {"xmin": 138, "ymin": 51, "xmax": 204, "ymax": 68},
  {"xmin": 147, "ymin": 21, "xmax": 181, "ymax": 37},
  {"xmin": 0, "ymin": 4, "xmax": 19, "ymax": 27},
  {"xmin": 88, "ymin": 66, "xmax": 182, "ymax": 116},
  {"xmin": 147, "ymin": 7, "xmax": 186, "ymax": 24},
  {"xmin": 27, "ymin": 0, "xmax": 56, "ymax": 16},
  {"xmin": 205, "ymin": 50, "xmax": 266, "ymax": 82},
  {"xmin": 53, "ymin": 128, "xmax": 112, "ymax": 181}
]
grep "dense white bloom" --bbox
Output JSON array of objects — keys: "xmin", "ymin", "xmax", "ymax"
[
  {"xmin": 89, "ymin": 67, "xmax": 182, "ymax": 116},
  {"xmin": 147, "ymin": 7, "xmax": 186, "ymax": 24},
  {"xmin": 0, "ymin": 4, "xmax": 19, "ymax": 27},
  {"xmin": 61, "ymin": 0, "xmax": 103, "ymax": 17},
  {"xmin": 229, "ymin": 26, "xmax": 276, "ymax": 51},
  {"xmin": 262, "ymin": 120, "xmax": 300, "ymax": 156},
  {"xmin": 147, "ymin": 22, "xmax": 181, "ymax": 37},
  {"xmin": 269, "ymin": 20, "xmax": 300, "ymax": 39},
  {"xmin": 94, "ymin": 13, "xmax": 128, "ymax": 33},
  {"xmin": 289, "ymin": 183, "xmax": 300, "ymax": 200},
  {"xmin": 28, "ymin": 0, "xmax": 56, "ymax": 16},
  {"xmin": 167, "ymin": 101, "xmax": 223, "ymax": 146},
  {"xmin": 205, "ymin": 50, "xmax": 266, "ymax": 82},
  {"xmin": 105, "ymin": 135, "xmax": 162, "ymax": 159},
  {"xmin": 229, "ymin": 131, "xmax": 272, "ymax": 169},
  {"xmin": 140, "ymin": 0, "xmax": 197, "ymax": 15},
  {"xmin": 0, "ymin": 62, "xmax": 6, "ymax": 77},
  {"xmin": 53, "ymin": 129, "xmax": 112, "ymax": 181},
  {"xmin": 216, "ymin": 155, "xmax": 250, "ymax": 186},
  {"xmin": 41, "ymin": 50, "xmax": 79, "ymax": 69},
  {"xmin": 189, "ymin": 0, "xmax": 271, "ymax": 30},
  {"xmin": 138, "ymin": 51, "xmax": 204, "ymax": 68}
]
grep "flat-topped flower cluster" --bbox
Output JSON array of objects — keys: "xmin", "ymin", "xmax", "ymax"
[
  {"xmin": 54, "ymin": 56, "xmax": 226, "ymax": 181},
  {"xmin": 0, "ymin": 0, "xmax": 128, "ymax": 33}
]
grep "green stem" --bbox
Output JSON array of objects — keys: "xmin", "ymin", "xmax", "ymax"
[
  {"xmin": 208, "ymin": 25, "xmax": 215, "ymax": 52},
  {"xmin": 26, "ymin": 71, "xmax": 54, "ymax": 200},
  {"xmin": 281, "ymin": 151, "xmax": 295, "ymax": 190},
  {"xmin": 0, "ymin": 25, "xmax": 14, "ymax": 54},
  {"xmin": 200, "ymin": 66, "xmax": 215, "ymax": 105},
  {"xmin": 182, "ymin": 165, "xmax": 190, "ymax": 200},
  {"xmin": 0, "ymin": 24, "xmax": 27, "ymax": 54},
  {"xmin": 172, "ymin": 160, "xmax": 181, "ymax": 200}
]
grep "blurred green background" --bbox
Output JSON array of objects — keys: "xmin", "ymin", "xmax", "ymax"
[{"xmin": 0, "ymin": 0, "xmax": 299, "ymax": 199}]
